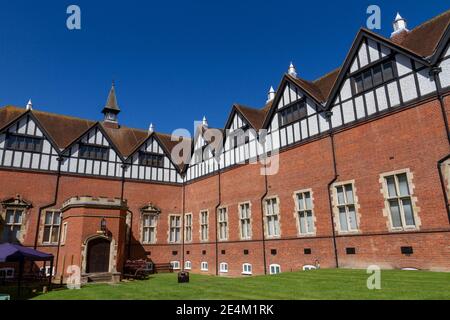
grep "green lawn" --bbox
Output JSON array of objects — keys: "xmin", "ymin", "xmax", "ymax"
[{"xmin": 32, "ymin": 269, "xmax": 450, "ymax": 300}]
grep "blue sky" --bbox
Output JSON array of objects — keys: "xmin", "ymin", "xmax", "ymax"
[{"xmin": 0, "ymin": 1, "xmax": 448, "ymax": 135}]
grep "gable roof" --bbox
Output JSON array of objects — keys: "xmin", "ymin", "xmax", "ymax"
[
  {"xmin": 234, "ymin": 101, "xmax": 272, "ymax": 131},
  {"xmin": 0, "ymin": 106, "xmax": 27, "ymax": 132},
  {"xmin": 100, "ymin": 124, "xmax": 148, "ymax": 158},
  {"xmin": 397, "ymin": 9, "xmax": 450, "ymax": 58}
]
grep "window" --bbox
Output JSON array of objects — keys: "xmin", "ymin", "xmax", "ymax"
[
  {"xmin": 2, "ymin": 208, "xmax": 24, "ymax": 243},
  {"xmin": 0, "ymin": 268, "xmax": 14, "ymax": 279},
  {"xmin": 265, "ymin": 198, "xmax": 280, "ymax": 237},
  {"xmin": 139, "ymin": 152, "xmax": 164, "ymax": 167},
  {"xmin": 42, "ymin": 211, "xmax": 61, "ymax": 244},
  {"xmin": 184, "ymin": 261, "xmax": 192, "ymax": 270},
  {"xmin": 269, "ymin": 264, "xmax": 281, "ymax": 275},
  {"xmin": 5, "ymin": 133, "xmax": 43, "ymax": 153},
  {"xmin": 184, "ymin": 213, "xmax": 192, "ymax": 242},
  {"xmin": 219, "ymin": 262, "xmax": 228, "ymax": 273},
  {"xmin": 335, "ymin": 184, "xmax": 359, "ymax": 232},
  {"xmin": 200, "ymin": 211, "xmax": 208, "ymax": 241},
  {"xmin": 230, "ymin": 130, "xmax": 249, "ymax": 149},
  {"xmin": 142, "ymin": 213, "xmax": 157, "ymax": 244},
  {"xmin": 279, "ymin": 100, "xmax": 307, "ymax": 127},
  {"xmin": 295, "ymin": 191, "xmax": 315, "ymax": 235},
  {"xmin": 242, "ymin": 263, "xmax": 252, "ymax": 275},
  {"xmin": 239, "ymin": 203, "xmax": 251, "ymax": 240},
  {"xmin": 384, "ymin": 173, "xmax": 416, "ymax": 229},
  {"xmin": 352, "ymin": 59, "xmax": 395, "ymax": 94},
  {"xmin": 61, "ymin": 222, "xmax": 68, "ymax": 245},
  {"xmin": 79, "ymin": 143, "xmax": 109, "ymax": 161},
  {"xmin": 169, "ymin": 215, "xmax": 181, "ymax": 243},
  {"xmin": 201, "ymin": 261, "xmax": 208, "ymax": 271},
  {"xmin": 170, "ymin": 261, "xmax": 180, "ymax": 270},
  {"xmin": 218, "ymin": 208, "xmax": 228, "ymax": 240}
]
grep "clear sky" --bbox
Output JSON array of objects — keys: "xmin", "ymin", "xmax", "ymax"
[{"xmin": 0, "ymin": 1, "xmax": 448, "ymax": 135}]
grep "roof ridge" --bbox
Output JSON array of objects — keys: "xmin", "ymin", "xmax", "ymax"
[{"xmin": 408, "ymin": 9, "xmax": 450, "ymax": 33}]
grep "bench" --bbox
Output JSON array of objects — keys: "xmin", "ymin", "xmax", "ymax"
[
  {"xmin": 153, "ymin": 263, "xmax": 174, "ymax": 274},
  {"xmin": 123, "ymin": 260, "xmax": 153, "ymax": 280}
]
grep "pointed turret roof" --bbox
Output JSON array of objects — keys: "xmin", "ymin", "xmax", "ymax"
[{"xmin": 102, "ymin": 82, "xmax": 120, "ymax": 114}]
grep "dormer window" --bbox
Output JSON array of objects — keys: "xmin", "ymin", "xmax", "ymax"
[
  {"xmin": 5, "ymin": 133, "xmax": 43, "ymax": 153},
  {"xmin": 79, "ymin": 143, "xmax": 109, "ymax": 161},
  {"xmin": 139, "ymin": 152, "xmax": 164, "ymax": 167},
  {"xmin": 279, "ymin": 100, "xmax": 307, "ymax": 127},
  {"xmin": 352, "ymin": 59, "xmax": 395, "ymax": 95}
]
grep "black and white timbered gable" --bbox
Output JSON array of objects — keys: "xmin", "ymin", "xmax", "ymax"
[
  {"xmin": 0, "ymin": 112, "xmax": 60, "ymax": 171},
  {"xmin": 125, "ymin": 134, "xmax": 182, "ymax": 183}
]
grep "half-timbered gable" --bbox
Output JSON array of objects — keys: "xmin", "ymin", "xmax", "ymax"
[
  {"xmin": 125, "ymin": 134, "xmax": 180, "ymax": 183},
  {"xmin": 0, "ymin": 110, "xmax": 60, "ymax": 171},
  {"xmin": 60, "ymin": 124, "xmax": 124, "ymax": 178},
  {"xmin": 438, "ymin": 41, "xmax": 450, "ymax": 89}
]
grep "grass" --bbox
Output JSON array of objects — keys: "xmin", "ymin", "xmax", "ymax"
[{"xmin": 31, "ymin": 269, "xmax": 450, "ymax": 300}]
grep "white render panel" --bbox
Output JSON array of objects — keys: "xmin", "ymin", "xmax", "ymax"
[
  {"xmin": 399, "ymin": 74, "xmax": 417, "ymax": 102},
  {"xmin": 17, "ymin": 119, "xmax": 26, "ymax": 134},
  {"xmin": 40, "ymin": 155, "xmax": 49, "ymax": 170},
  {"xmin": 287, "ymin": 125, "xmax": 293, "ymax": 144},
  {"xmin": 308, "ymin": 116, "xmax": 319, "ymax": 136},
  {"xmin": 22, "ymin": 152, "xmax": 31, "ymax": 168},
  {"xmin": 350, "ymin": 59, "xmax": 358, "ymax": 73},
  {"xmin": 27, "ymin": 119, "xmax": 36, "ymax": 135},
  {"xmin": 387, "ymin": 82, "xmax": 401, "ymax": 107},
  {"xmin": 13, "ymin": 151, "xmax": 22, "ymax": 167},
  {"xmin": 280, "ymin": 128, "xmax": 286, "ymax": 147},
  {"xmin": 354, "ymin": 96, "xmax": 364, "ymax": 119},
  {"xmin": 318, "ymin": 113, "xmax": 329, "ymax": 132},
  {"xmin": 330, "ymin": 106, "xmax": 342, "ymax": 127},
  {"xmin": 439, "ymin": 58, "xmax": 450, "ymax": 88},
  {"xmin": 380, "ymin": 45, "xmax": 391, "ymax": 57},
  {"xmin": 340, "ymin": 79, "xmax": 352, "ymax": 101},
  {"xmin": 367, "ymin": 39, "xmax": 380, "ymax": 63},
  {"xmin": 358, "ymin": 42, "xmax": 369, "ymax": 67},
  {"xmin": 375, "ymin": 87, "xmax": 388, "ymax": 111},
  {"xmin": 342, "ymin": 100, "xmax": 355, "ymax": 123},
  {"xmin": 365, "ymin": 91, "xmax": 377, "ymax": 115},
  {"xmin": 293, "ymin": 122, "xmax": 300, "ymax": 141},
  {"xmin": 31, "ymin": 153, "xmax": 40, "ymax": 169},
  {"xmin": 306, "ymin": 99, "xmax": 315, "ymax": 116},
  {"xmin": 417, "ymin": 68, "xmax": 436, "ymax": 96},
  {"xmin": 395, "ymin": 54, "xmax": 412, "ymax": 77}
]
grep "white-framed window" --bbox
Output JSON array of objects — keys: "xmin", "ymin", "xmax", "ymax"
[
  {"xmin": 384, "ymin": 172, "xmax": 416, "ymax": 229},
  {"xmin": 242, "ymin": 263, "xmax": 252, "ymax": 275},
  {"xmin": 335, "ymin": 183, "xmax": 359, "ymax": 232},
  {"xmin": 218, "ymin": 208, "xmax": 228, "ymax": 241},
  {"xmin": 40, "ymin": 266, "xmax": 55, "ymax": 277},
  {"xmin": 169, "ymin": 215, "xmax": 181, "ymax": 243},
  {"xmin": 60, "ymin": 222, "xmax": 68, "ymax": 245},
  {"xmin": 170, "ymin": 261, "xmax": 180, "ymax": 270},
  {"xmin": 295, "ymin": 191, "xmax": 315, "ymax": 235},
  {"xmin": 265, "ymin": 198, "xmax": 280, "ymax": 237},
  {"xmin": 201, "ymin": 261, "xmax": 208, "ymax": 271},
  {"xmin": 0, "ymin": 268, "xmax": 14, "ymax": 279},
  {"xmin": 142, "ymin": 213, "xmax": 157, "ymax": 244},
  {"xmin": 269, "ymin": 264, "xmax": 281, "ymax": 275},
  {"xmin": 2, "ymin": 208, "xmax": 24, "ymax": 243},
  {"xmin": 200, "ymin": 210, "xmax": 208, "ymax": 241},
  {"xmin": 43, "ymin": 211, "xmax": 61, "ymax": 244},
  {"xmin": 239, "ymin": 202, "xmax": 251, "ymax": 240},
  {"xmin": 184, "ymin": 213, "xmax": 192, "ymax": 242},
  {"xmin": 184, "ymin": 261, "xmax": 192, "ymax": 270},
  {"xmin": 219, "ymin": 262, "xmax": 228, "ymax": 273}
]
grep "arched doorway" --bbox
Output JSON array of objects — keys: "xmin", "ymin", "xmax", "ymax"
[{"xmin": 86, "ymin": 237, "xmax": 110, "ymax": 273}]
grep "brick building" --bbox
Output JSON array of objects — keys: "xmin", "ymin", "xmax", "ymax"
[{"xmin": 0, "ymin": 10, "xmax": 450, "ymax": 281}]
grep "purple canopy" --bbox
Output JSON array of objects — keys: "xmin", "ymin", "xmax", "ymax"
[{"xmin": 0, "ymin": 243, "xmax": 53, "ymax": 262}]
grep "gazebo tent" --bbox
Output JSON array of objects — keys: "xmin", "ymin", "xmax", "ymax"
[{"xmin": 0, "ymin": 243, "xmax": 54, "ymax": 296}]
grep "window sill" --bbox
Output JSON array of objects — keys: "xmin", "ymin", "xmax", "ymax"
[{"xmin": 241, "ymin": 272, "xmax": 252, "ymax": 276}]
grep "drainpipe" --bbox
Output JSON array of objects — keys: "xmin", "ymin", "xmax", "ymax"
[
  {"xmin": 437, "ymin": 155, "xmax": 450, "ymax": 224},
  {"xmin": 181, "ymin": 179, "xmax": 186, "ymax": 271},
  {"xmin": 34, "ymin": 157, "xmax": 63, "ymax": 249},
  {"xmin": 259, "ymin": 160, "xmax": 268, "ymax": 275},
  {"xmin": 325, "ymin": 111, "xmax": 339, "ymax": 268},
  {"xmin": 430, "ymin": 67, "xmax": 450, "ymax": 224},
  {"xmin": 214, "ymin": 163, "xmax": 222, "ymax": 276}
]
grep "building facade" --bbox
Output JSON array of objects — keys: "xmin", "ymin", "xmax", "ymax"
[{"xmin": 0, "ymin": 10, "xmax": 450, "ymax": 281}]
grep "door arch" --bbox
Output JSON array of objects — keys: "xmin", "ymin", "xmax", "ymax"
[{"xmin": 86, "ymin": 237, "xmax": 111, "ymax": 273}]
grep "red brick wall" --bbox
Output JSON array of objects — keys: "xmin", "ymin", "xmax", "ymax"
[{"xmin": 1, "ymin": 96, "xmax": 449, "ymax": 277}]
